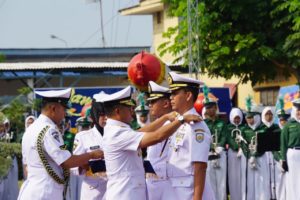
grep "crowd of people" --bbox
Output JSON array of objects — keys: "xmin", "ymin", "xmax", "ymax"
[{"xmin": 13, "ymin": 71, "xmax": 300, "ymax": 200}]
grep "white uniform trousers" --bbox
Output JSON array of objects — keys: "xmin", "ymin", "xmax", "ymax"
[
  {"xmin": 80, "ymin": 177, "xmax": 107, "ymax": 200},
  {"xmin": 273, "ymin": 160, "xmax": 286, "ymax": 200},
  {"xmin": 18, "ymin": 178, "xmax": 64, "ymax": 200},
  {"xmin": 207, "ymin": 151, "xmax": 227, "ymax": 200},
  {"xmin": 286, "ymin": 149, "xmax": 300, "ymax": 200},
  {"xmin": 241, "ymin": 153, "xmax": 271, "ymax": 200},
  {"xmin": 106, "ymin": 175, "xmax": 146, "ymax": 200},
  {"xmin": 228, "ymin": 149, "xmax": 242, "ymax": 200},
  {"xmin": 170, "ymin": 176, "xmax": 215, "ymax": 200},
  {"xmin": 146, "ymin": 179, "xmax": 176, "ymax": 200},
  {"xmin": 66, "ymin": 174, "xmax": 83, "ymax": 200},
  {"xmin": 1, "ymin": 157, "xmax": 19, "ymax": 200},
  {"xmin": 267, "ymin": 152, "xmax": 286, "ymax": 200}
]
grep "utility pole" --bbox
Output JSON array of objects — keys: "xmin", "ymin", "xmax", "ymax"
[
  {"xmin": 187, "ymin": 0, "xmax": 200, "ymax": 79},
  {"xmin": 99, "ymin": 0, "xmax": 106, "ymax": 47}
]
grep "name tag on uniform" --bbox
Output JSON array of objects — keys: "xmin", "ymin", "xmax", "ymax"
[
  {"xmin": 90, "ymin": 145, "xmax": 100, "ymax": 150},
  {"xmin": 175, "ymin": 129, "xmax": 185, "ymax": 146}
]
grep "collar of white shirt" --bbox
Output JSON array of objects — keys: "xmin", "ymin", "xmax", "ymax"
[
  {"xmin": 39, "ymin": 114, "xmax": 57, "ymax": 127},
  {"xmin": 106, "ymin": 118, "xmax": 130, "ymax": 128},
  {"xmin": 184, "ymin": 107, "xmax": 198, "ymax": 115}
]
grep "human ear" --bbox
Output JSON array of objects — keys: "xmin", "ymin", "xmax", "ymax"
[{"xmin": 186, "ymin": 91, "xmax": 192, "ymax": 102}]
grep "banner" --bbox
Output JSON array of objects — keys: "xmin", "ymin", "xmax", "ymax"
[
  {"xmin": 203, "ymin": 87, "xmax": 232, "ymax": 116},
  {"xmin": 277, "ymin": 85, "xmax": 299, "ymax": 111},
  {"xmin": 35, "ymin": 86, "xmax": 125, "ymax": 129}
]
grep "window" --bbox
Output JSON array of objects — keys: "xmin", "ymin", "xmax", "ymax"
[{"xmin": 259, "ymin": 87, "xmax": 279, "ymax": 106}]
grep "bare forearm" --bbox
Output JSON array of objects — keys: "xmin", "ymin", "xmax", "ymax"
[
  {"xmin": 139, "ymin": 114, "xmax": 169, "ymax": 132},
  {"xmin": 139, "ymin": 119, "xmax": 181, "ymax": 148},
  {"xmin": 61, "ymin": 151, "xmax": 104, "ymax": 169},
  {"xmin": 193, "ymin": 162, "xmax": 207, "ymax": 200}
]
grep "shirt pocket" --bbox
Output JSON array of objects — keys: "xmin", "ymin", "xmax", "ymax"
[{"xmin": 171, "ymin": 176, "xmax": 193, "ymax": 188}]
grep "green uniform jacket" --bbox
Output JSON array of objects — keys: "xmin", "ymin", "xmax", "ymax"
[
  {"xmin": 205, "ymin": 118, "xmax": 227, "ymax": 149},
  {"xmin": 260, "ymin": 124, "xmax": 282, "ymax": 161},
  {"xmin": 226, "ymin": 124, "xmax": 245, "ymax": 152},
  {"xmin": 241, "ymin": 124, "xmax": 265, "ymax": 158},
  {"xmin": 281, "ymin": 119, "xmax": 300, "ymax": 161}
]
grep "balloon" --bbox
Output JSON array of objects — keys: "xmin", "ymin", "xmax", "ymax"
[
  {"xmin": 194, "ymin": 94, "xmax": 204, "ymax": 114},
  {"xmin": 127, "ymin": 51, "xmax": 165, "ymax": 91}
]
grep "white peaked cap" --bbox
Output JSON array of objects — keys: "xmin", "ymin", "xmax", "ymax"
[
  {"xmin": 100, "ymin": 86, "xmax": 134, "ymax": 106},
  {"xmin": 147, "ymin": 81, "xmax": 170, "ymax": 101},
  {"xmin": 93, "ymin": 91, "xmax": 109, "ymax": 103},
  {"xmin": 35, "ymin": 88, "xmax": 72, "ymax": 99},
  {"xmin": 168, "ymin": 71, "xmax": 203, "ymax": 91}
]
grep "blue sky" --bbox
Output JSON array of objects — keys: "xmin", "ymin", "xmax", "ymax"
[{"xmin": 0, "ymin": 0, "xmax": 152, "ymax": 48}]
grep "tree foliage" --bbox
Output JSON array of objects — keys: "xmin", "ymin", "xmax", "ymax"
[
  {"xmin": 159, "ymin": 0, "xmax": 300, "ymax": 85},
  {"xmin": 1, "ymin": 87, "xmax": 39, "ymax": 141}
]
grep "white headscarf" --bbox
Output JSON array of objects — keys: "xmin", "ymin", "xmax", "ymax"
[
  {"xmin": 25, "ymin": 115, "xmax": 36, "ymax": 129},
  {"xmin": 261, "ymin": 106, "xmax": 274, "ymax": 128},
  {"xmin": 248, "ymin": 114, "xmax": 261, "ymax": 130},
  {"xmin": 136, "ymin": 112, "xmax": 150, "ymax": 127},
  {"xmin": 229, "ymin": 108, "xmax": 243, "ymax": 126}
]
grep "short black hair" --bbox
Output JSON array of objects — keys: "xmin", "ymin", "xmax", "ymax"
[
  {"xmin": 183, "ymin": 87, "xmax": 199, "ymax": 102},
  {"xmin": 103, "ymin": 104, "xmax": 119, "ymax": 117}
]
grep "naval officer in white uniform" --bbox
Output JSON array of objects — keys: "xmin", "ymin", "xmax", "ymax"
[
  {"xmin": 100, "ymin": 86, "xmax": 202, "ymax": 200},
  {"xmin": 167, "ymin": 72, "xmax": 215, "ymax": 200},
  {"xmin": 146, "ymin": 81, "xmax": 177, "ymax": 200},
  {"xmin": 73, "ymin": 91, "xmax": 109, "ymax": 200},
  {"xmin": 18, "ymin": 88, "xmax": 103, "ymax": 200}
]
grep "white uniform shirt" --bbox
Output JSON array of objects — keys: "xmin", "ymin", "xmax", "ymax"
[
  {"xmin": 18, "ymin": 114, "xmax": 71, "ymax": 200},
  {"xmin": 73, "ymin": 127, "xmax": 107, "ymax": 200},
  {"xmin": 73, "ymin": 127, "xmax": 104, "ymax": 162},
  {"xmin": 147, "ymin": 121, "xmax": 170, "ymax": 180},
  {"xmin": 168, "ymin": 107, "xmax": 211, "ymax": 177},
  {"xmin": 103, "ymin": 118, "xmax": 146, "ymax": 200}
]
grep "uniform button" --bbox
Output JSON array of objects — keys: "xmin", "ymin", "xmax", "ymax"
[
  {"xmin": 180, "ymin": 181, "xmax": 183, "ymax": 184},
  {"xmin": 166, "ymin": 161, "xmax": 169, "ymax": 163}
]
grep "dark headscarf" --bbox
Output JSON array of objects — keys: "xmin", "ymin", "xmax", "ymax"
[{"xmin": 91, "ymin": 100, "xmax": 105, "ymax": 135}]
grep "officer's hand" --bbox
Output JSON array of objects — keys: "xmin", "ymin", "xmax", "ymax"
[
  {"xmin": 281, "ymin": 160, "xmax": 288, "ymax": 172},
  {"xmin": 145, "ymin": 172, "xmax": 159, "ymax": 179},
  {"xmin": 165, "ymin": 111, "xmax": 179, "ymax": 122},
  {"xmin": 183, "ymin": 114, "xmax": 203, "ymax": 123},
  {"xmin": 89, "ymin": 150, "xmax": 104, "ymax": 159}
]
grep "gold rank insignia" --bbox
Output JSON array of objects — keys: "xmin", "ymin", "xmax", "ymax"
[
  {"xmin": 195, "ymin": 132, "xmax": 204, "ymax": 143},
  {"xmin": 148, "ymin": 85, "xmax": 152, "ymax": 93},
  {"xmin": 59, "ymin": 144, "xmax": 67, "ymax": 150},
  {"xmin": 167, "ymin": 75, "xmax": 173, "ymax": 85}
]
